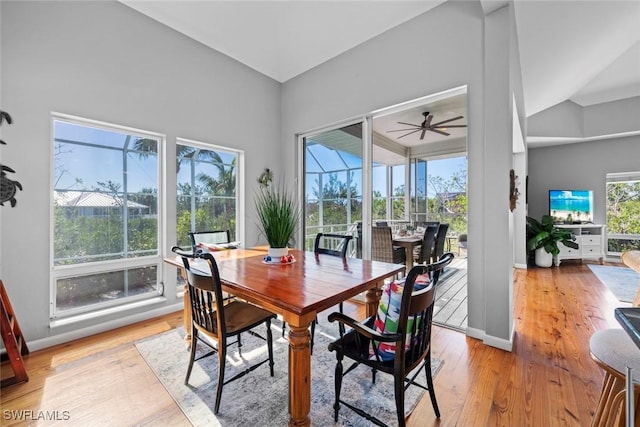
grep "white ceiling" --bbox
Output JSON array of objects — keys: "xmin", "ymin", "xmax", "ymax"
[
  {"xmin": 513, "ymin": 0, "xmax": 640, "ymax": 116},
  {"xmin": 120, "ymin": 0, "xmax": 640, "ymax": 119},
  {"xmin": 121, "ymin": 1, "xmax": 446, "ymax": 84}
]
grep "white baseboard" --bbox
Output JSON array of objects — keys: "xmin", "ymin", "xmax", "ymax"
[
  {"xmin": 30, "ymin": 302, "xmax": 183, "ymax": 351},
  {"xmin": 514, "ymin": 263, "xmax": 528, "ymax": 269},
  {"xmin": 465, "ymin": 325, "xmax": 514, "ymax": 352}
]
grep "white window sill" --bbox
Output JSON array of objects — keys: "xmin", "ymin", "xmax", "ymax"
[{"xmin": 50, "ymin": 296, "xmax": 168, "ymax": 329}]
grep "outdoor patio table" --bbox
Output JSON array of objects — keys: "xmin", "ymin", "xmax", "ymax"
[{"xmin": 392, "ymin": 236, "xmax": 422, "ymax": 269}]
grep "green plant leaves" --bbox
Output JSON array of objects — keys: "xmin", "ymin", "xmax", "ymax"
[
  {"xmin": 255, "ymin": 183, "xmax": 301, "ymax": 248},
  {"xmin": 526, "ymin": 214, "xmax": 578, "ymax": 255}
]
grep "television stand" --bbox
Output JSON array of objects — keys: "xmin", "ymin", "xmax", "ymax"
[{"xmin": 554, "ymin": 224, "xmax": 606, "ymax": 266}]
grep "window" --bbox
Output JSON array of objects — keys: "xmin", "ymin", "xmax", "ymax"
[
  {"xmin": 51, "ymin": 115, "xmax": 163, "ymax": 318},
  {"xmin": 606, "ymin": 172, "xmax": 640, "ymax": 255},
  {"xmin": 175, "ymin": 139, "xmax": 241, "ymax": 248}
]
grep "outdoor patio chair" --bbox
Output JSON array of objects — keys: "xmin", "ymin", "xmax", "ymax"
[
  {"xmin": 172, "ymin": 246, "xmax": 276, "ymax": 414},
  {"xmin": 371, "ymin": 226, "xmax": 406, "ymax": 265},
  {"xmin": 327, "ymin": 252, "xmax": 454, "ymax": 426}
]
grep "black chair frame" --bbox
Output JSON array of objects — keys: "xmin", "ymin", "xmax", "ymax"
[
  {"xmin": 313, "ymin": 232, "xmax": 353, "ymax": 258},
  {"xmin": 327, "ymin": 252, "xmax": 454, "ymax": 426},
  {"xmin": 171, "ymin": 246, "xmax": 276, "ymax": 414}
]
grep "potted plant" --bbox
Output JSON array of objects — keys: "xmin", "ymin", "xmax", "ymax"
[
  {"xmin": 255, "ymin": 181, "xmax": 300, "ymax": 258},
  {"xmin": 527, "ymin": 215, "xmax": 578, "ymax": 267}
]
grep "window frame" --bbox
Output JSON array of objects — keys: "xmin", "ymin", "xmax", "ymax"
[
  {"xmin": 49, "ymin": 113, "xmax": 165, "ymax": 319},
  {"xmin": 175, "ymin": 137, "xmax": 244, "ymax": 249},
  {"xmin": 606, "ymin": 171, "xmax": 640, "ymax": 256}
]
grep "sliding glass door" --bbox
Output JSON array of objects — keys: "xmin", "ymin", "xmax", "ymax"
[{"xmin": 302, "ymin": 122, "xmax": 363, "ymax": 257}]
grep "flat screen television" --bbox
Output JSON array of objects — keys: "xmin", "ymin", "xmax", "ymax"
[{"xmin": 549, "ymin": 190, "xmax": 594, "ymax": 223}]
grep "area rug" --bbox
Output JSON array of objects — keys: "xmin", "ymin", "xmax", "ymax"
[
  {"xmin": 135, "ymin": 323, "xmax": 443, "ymax": 427},
  {"xmin": 588, "ymin": 264, "xmax": 640, "ymax": 303}
]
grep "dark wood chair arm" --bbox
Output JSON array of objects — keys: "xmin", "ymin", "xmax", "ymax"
[{"xmin": 328, "ymin": 312, "xmax": 402, "ymax": 343}]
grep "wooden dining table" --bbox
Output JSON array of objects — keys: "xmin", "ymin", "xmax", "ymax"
[{"xmin": 165, "ymin": 247, "xmax": 404, "ymax": 427}]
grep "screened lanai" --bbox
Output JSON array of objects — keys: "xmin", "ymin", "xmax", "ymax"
[{"xmin": 302, "ymin": 122, "xmax": 468, "ymax": 256}]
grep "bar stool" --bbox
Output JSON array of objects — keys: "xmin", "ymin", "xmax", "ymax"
[{"xmin": 589, "ymin": 329, "xmax": 640, "ymax": 427}]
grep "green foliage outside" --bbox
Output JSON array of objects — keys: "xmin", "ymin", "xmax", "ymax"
[
  {"xmin": 607, "ymin": 181, "xmax": 640, "ymax": 252},
  {"xmin": 54, "ymin": 193, "xmax": 158, "ymax": 265},
  {"xmin": 175, "ymin": 146, "xmax": 237, "ymax": 247},
  {"xmin": 304, "ymin": 162, "xmax": 468, "ymax": 250}
]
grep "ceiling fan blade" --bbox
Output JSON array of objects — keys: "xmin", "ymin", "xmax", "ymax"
[
  {"xmin": 420, "ymin": 128, "xmax": 427, "ymax": 140},
  {"xmin": 430, "ymin": 116, "xmax": 464, "ymax": 127},
  {"xmin": 425, "ymin": 115, "xmax": 433, "ymax": 127},
  {"xmin": 396, "ymin": 121, "xmax": 421, "ymax": 128},
  {"xmin": 429, "ymin": 128, "xmax": 450, "ymax": 136},
  {"xmin": 397, "ymin": 129, "xmax": 423, "ymax": 139},
  {"xmin": 434, "ymin": 124, "xmax": 467, "ymax": 128},
  {"xmin": 387, "ymin": 128, "xmax": 423, "ymax": 133}
]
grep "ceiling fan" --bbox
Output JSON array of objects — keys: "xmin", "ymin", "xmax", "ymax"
[{"xmin": 388, "ymin": 111, "xmax": 467, "ymax": 140}]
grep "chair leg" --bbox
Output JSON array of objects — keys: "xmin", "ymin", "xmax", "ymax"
[
  {"xmin": 334, "ymin": 352, "xmax": 344, "ymax": 422},
  {"xmin": 214, "ymin": 345, "xmax": 226, "ymax": 414},
  {"xmin": 237, "ymin": 333, "xmax": 242, "ymax": 354},
  {"xmin": 394, "ymin": 370, "xmax": 406, "ymax": 427},
  {"xmin": 266, "ymin": 319, "xmax": 275, "ymax": 376},
  {"xmin": 282, "ymin": 319, "xmax": 287, "ymax": 337},
  {"xmin": 424, "ymin": 356, "xmax": 440, "ymax": 418},
  {"xmin": 184, "ymin": 328, "xmax": 198, "ymax": 385}
]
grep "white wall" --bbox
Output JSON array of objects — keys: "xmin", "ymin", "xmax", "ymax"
[
  {"xmin": 528, "ymin": 96, "xmax": 640, "ymax": 139},
  {"xmin": 528, "ymin": 135, "xmax": 640, "ymax": 224},
  {"xmin": 527, "ymin": 94, "xmax": 640, "ymax": 224},
  {"xmin": 1, "ymin": 0, "xmax": 524, "ymax": 351},
  {"xmin": 281, "ymin": 1, "xmax": 520, "ymax": 350},
  {"xmin": 0, "ymin": 1, "xmax": 281, "ymax": 346}
]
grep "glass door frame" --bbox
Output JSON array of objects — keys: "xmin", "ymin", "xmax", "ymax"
[
  {"xmin": 297, "ymin": 116, "xmax": 372, "ymax": 258},
  {"xmin": 296, "ymin": 85, "xmax": 467, "ymax": 260}
]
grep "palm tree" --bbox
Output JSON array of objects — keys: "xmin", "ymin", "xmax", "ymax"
[
  {"xmin": 197, "ymin": 153, "xmax": 236, "ymax": 230},
  {"xmin": 133, "ymin": 138, "xmax": 220, "ymax": 173}
]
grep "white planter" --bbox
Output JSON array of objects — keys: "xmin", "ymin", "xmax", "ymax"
[
  {"xmin": 268, "ymin": 247, "xmax": 289, "ymax": 258},
  {"xmin": 535, "ymin": 247, "xmax": 553, "ymax": 268}
]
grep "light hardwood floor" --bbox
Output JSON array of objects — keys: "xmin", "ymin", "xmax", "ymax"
[{"xmin": 1, "ymin": 261, "xmax": 627, "ymax": 426}]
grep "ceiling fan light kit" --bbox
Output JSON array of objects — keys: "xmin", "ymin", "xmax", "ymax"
[{"xmin": 388, "ymin": 111, "xmax": 467, "ymax": 140}]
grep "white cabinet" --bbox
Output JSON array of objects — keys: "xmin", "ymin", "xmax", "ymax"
[{"xmin": 555, "ymin": 224, "xmax": 606, "ymax": 266}]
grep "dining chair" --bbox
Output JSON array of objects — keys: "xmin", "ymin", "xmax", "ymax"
[
  {"xmin": 189, "ymin": 230, "xmax": 236, "ymax": 302},
  {"xmin": 314, "ymin": 232, "xmax": 353, "ymax": 258},
  {"xmin": 327, "ymin": 252, "xmax": 455, "ymax": 426},
  {"xmin": 371, "ymin": 226, "xmax": 406, "ymax": 265},
  {"xmin": 188, "ymin": 230, "xmax": 231, "ymax": 252},
  {"xmin": 171, "ymin": 246, "xmax": 276, "ymax": 414},
  {"xmin": 431, "ymin": 223, "xmax": 449, "ymax": 264},
  {"xmin": 415, "ymin": 224, "xmax": 439, "ymax": 265},
  {"xmin": 308, "ymin": 233, "xmax": 355, "ymax": 352}
]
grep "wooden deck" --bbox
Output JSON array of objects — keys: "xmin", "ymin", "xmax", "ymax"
[{"xmin": 433, "ymin": 255, "xmax": 468, "ymax": 331}]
